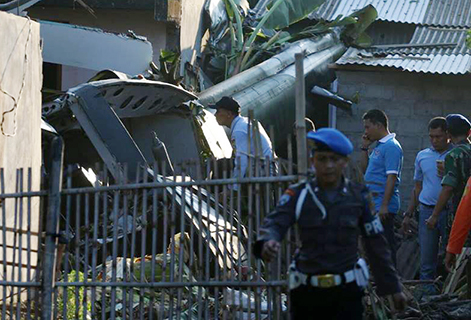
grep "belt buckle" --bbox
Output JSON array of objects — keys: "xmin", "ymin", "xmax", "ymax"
[{"xmin": 317, "ymin": 274, "xmax": 336, "ymax": 288}]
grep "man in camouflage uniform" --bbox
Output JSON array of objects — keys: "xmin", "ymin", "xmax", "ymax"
[{"xmin": 427, "ymin": 114, "xmax": 471, "ymax": 236}]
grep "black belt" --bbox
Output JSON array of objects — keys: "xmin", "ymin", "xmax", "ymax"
[{"xmin": 420, "ymin": 202, "xmax": 435, "ymax": 209}]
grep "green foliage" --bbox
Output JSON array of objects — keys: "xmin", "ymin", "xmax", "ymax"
[
  {"xmin": 263, "ymin": 0, "xmax": 327, "ymax": 30},
  {"xmin": 214, "ymin": 0, "xmax": 329, "ymax": 80},
  {"xmin": 57, "ymin": 271, "xmax": 92, "ymax": 320},
  {"xmin": 158, "ymin": 49, "xmax": 183, "ymax": 85},
  {"xmin": 340, "ymin": 5, "xmax": 378, "ymax": 48},
  {"xmin": 208, "ymin": 0, "xmax": 376, "ymax": 82}
]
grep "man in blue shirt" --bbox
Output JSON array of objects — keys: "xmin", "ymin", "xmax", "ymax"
[
  {"xmin": 360, "ymin": 109, "xmax": 403, "ymax": 266},
  {"xmin": 402, "ymin": 117, "xmax": 451, "ymax": 291},
  {"xmin": 209, "ymin": 96, "xmax": 275, "ymax": 190}
]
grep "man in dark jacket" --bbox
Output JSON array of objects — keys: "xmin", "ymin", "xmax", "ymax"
[{"xmin": 254, "ymin": 128, "xmax": 406, "ymax": 319}]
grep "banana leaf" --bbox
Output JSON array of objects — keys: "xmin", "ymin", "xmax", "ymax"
[
  {"xmin": 222, "ymin": 0, "xmax": 249, "ymax": 19},
  {"xmin": 263, "ymin": 0, "xmax": 327, "ymax": 30},
  {"xmin": 341, "ymin": 5, "xmax": 378, "ymax": 48}
]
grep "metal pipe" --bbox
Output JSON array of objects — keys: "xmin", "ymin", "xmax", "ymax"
[
  {"xmin": 198, "ymin": 35, "xmax": 339, "ymax": 106},
  {"xmin": 54, "ymin": 280, "xmax": 287, "ymax": 288},
  {"xmin": 41, "ymin": 136, "xmax": 64, "ymax": 320},
  {"xmin": 233, "ymin": 44, "xmax": 345, "ymax": 150},
  {"xmin": 295, "ymin": 52, "xmax": 308, "ymax": 180},
  {"xmin": 0, "ymin": 175, "xmax": 298, "ymax": 199},
  {"xmin": 57, "ymin": 176, "xmax": 298, "ymax": 194}
]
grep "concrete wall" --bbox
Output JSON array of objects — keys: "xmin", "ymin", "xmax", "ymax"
[
  {"xmin": 179, "ymin": 0, "xmax": 207, "ymax": 75},
  {"xmin": 335, "ymin": 69, "xmax": 471, "ymax": 210},
  {"xmin": 0, "ymin": 11, "xmax": 42, "ymax": 296}
]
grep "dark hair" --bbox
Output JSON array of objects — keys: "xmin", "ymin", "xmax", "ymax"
[
  {"xmin": 362, "ymin": 109, "xmax": 388, "ymax": 129},
  {"xmin": 428, "ymin": 117, "xmax": 447, "ymax": 132},
  {"xmin": 211, "ymin": 96, "xmax": 241, "ymax": 115},
  {"xmin": 446, "ymin": 114, "xmax": 471, "ymax": 137},
  {"xmin": 448, "ymin": 124, "xmax": 470, "ymax": 137}
]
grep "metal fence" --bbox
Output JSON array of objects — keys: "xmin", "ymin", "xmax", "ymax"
[{"xmin": 0, "ymin": 138, "xmax": 300, "ymax": 320}]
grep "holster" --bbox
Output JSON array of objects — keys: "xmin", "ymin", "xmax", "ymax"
[
  {"xmin": 288, "ymin": 262, "xmax": 308, "ymax": 290},
  {"xmin": 353, "ymin": 258, "xmax": 370, "ymax": 288}
]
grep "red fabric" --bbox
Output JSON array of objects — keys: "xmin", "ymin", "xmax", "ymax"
[{"xmin": 447, "ymin": 177, "xmax": 471, "ymax": 254}]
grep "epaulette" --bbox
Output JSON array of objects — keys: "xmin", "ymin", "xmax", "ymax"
[
  {"xmin": 286, "ymin": 181, "xmax": 305, "ymax": 190},
  {"xmin": 281, "ymin": 182, "xmax": 304, "ymax": 199}
]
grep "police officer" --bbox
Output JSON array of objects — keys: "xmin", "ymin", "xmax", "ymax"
[{"xmin": 254, "ymin": 128, "xmax": 406, "ymax": 319}]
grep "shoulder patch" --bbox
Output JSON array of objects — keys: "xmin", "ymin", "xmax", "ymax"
[
  {"xmin": 285, "ymin": 189, "xmax": 296, "ymax": 197},
  {"xmin": 278, "ymin": 193, "xmax": 292, "ymax": 206}
]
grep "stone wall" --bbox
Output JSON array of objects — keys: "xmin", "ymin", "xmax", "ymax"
[{"xmin": 336, "ymin": 69, "xmax": 471, "ymax": 210}]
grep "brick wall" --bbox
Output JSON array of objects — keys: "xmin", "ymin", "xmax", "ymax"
[{"xmin": 336, "ymin": 69, "xmax": 471, "ymax": 211}]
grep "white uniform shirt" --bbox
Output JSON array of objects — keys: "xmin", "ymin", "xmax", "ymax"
[{"xmin": 230, "ymin": 116, "xmax": 275, "ymax": 188}]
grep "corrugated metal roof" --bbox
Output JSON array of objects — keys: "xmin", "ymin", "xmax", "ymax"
[
  {"xmin": 310, "ymin": 0, "xmax": 430, "ymax": 25},
  {"xmin": 335, "ymin": 27, "xmax": 471, "ymax": 74},
  {"xmin": 423, "ymin": 0, "xmax": 471, "ymax": 27},
  {"xmin": 373, "ymin": 26, "xmax": 470, "ymax": 55},
  {"xmin": 366, "ymin": 20, "xmax": 416, "ymax": 45},
  {"xmin": 310, "ymin": 0, "xmax": 471, "ymax": 27},
  {"xmin": 336, "ymin": 48, "xmax": 471, "ymax": 74}
]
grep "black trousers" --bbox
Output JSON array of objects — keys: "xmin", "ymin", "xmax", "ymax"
[
  {"xmin": 290, "ymin": 282, "xmax": 364, "ymax": 320},
  {"xmin": 382, "ymin": 213, "xmax": 397, "ymax": 267}
]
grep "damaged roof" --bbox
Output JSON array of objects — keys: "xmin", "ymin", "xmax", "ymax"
[
  {"xmin": 40, "ymin": 20, "xmax": 153, "ymax": 75},
  {"xmin": 310, "ymin": 0, "xmax": 471, "ymax": 27},
  {"xmin": 336, "ymin": 26, "xmax": 471, "ymax": 75}
]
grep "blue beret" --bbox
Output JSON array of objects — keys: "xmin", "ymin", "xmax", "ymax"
[
  {"xmin": 446, "ymin": 114, "xmax": 471, "ymax": 130},
  {"xmin": 307, "ymin": 128, "xmax": 353, "ymax": 156}
]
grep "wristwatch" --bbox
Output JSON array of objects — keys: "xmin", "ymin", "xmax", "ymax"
[{"xmin": 360, "ymin": 146, "xmax": 369, "ymax": 151}]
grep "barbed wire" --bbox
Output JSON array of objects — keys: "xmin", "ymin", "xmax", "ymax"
[{"xmin": 0, "ymin": 16, "xmax": 33, "ymax": 137}]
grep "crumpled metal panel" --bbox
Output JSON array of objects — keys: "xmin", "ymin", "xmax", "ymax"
[
  {"xmin": 43, "ymin": 79, "xmax": 197, "ymax": 120},
  {"xmin": 336, "ymin": 47, "xmax": 471, "ymax": 74},
  {"xmin": 67, "ymin": 84, "xmax": 148, "ymax": 180},
  {"xmin": 93, "ymin": 79, "xmax": 197, "ymax": 118}
]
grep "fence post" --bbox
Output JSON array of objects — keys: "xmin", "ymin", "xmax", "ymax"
[
  {"xmin": 41, "ymin": 136, "xmax": 64, "ymax": 320},
  {"xmin": 295, "ymin": 52, "xmax": 307, "ymax": 182}
]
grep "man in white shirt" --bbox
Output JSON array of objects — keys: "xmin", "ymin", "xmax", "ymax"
[{"xmin": 209, "ymin": 96, "xmax": 275, "ymax": 189}]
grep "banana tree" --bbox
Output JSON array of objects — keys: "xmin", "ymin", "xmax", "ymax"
[
  {"xmin": 214, "ymin": 0, "xmax": 329, "ymax": 79},
  {"xmin": 218, "ymin": 0, "xmax": 366, "ymax": 79}
]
